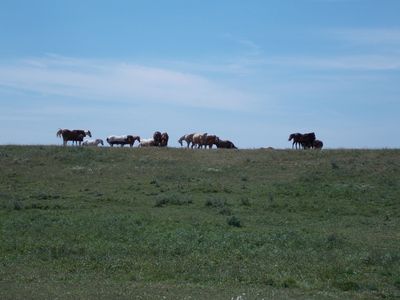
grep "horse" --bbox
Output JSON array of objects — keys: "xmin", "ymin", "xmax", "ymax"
[
  {"xmin": 216, "ymin": 139, "xmax": 237, "ymax": 149},
  {"xmin": 178, "ymin": 133, "xmax": 194, "ymax": 148},
  {"xmin": 159, "ymin": 132, "xmax": 169, "ymax": 147},
  {"xmin": 288, "ymin": 133, "xmax": 303, "ymax": 149},
  {"xmin": 139, "ymin": 138, "xmax": 156, "ymax": 147},
  {"xmin": 56, "ymin": 129, "xmax": 91, "ymax": 146},
  {"xmin": 313, "ymin": 139, "xmax": 323, "ymax": 150},
  {"xmin": 191, "ymin": 133, "xmax": 208, "ymax": 149},
  {"xmin": 299, "ymin": 132, "xmax": 316, "ymax": 149},
  {"xmin": 106, "ymin": 135, "xmax": 140, "ymax": 147},
  {"xmin": 82, "ymin": 139, "xmax": 104, "ymax": 147},
  {"xmin": 153, "ymin": 131, "xmax": 162, "ymax": 146},
  {"xmin": 204, "ymin": 135, "xmax": 220, "ymax": 149}
]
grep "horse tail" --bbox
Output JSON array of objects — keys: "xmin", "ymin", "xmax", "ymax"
[{"xmin": 56, "ymin": 129, "xmax": 62, "ymax": 138}]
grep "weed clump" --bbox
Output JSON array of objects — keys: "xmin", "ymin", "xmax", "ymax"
[
  {"xmin": 154, "ymin": 194, "xmax": 192, "ymax": 207},
  {"xmin": 13, "ymin": 200, "xmax": 23, "ymax": 210},
  {"xmin": 205, "ymin": 198, "xmax": 227, "ymax": 208},
  {"xmin": 227, "ymin": 215, "xmax": 242, "ymax": 227},
  {"xmin": 333, "ymin": 280, "xmax": 360, "ymax": 291},
  {"xmin": 331, "ymin": 160, "xmax": 339, "ymax": 169},
  {"xmin": 205, "ymin": 197, "xmax": 231, "ymax": 215},
  {"xmin": 240, "ymin": 197, "xmax": 251, "ymax": 206},
  {"xmin": 281, "ymin": 278, "xmax": 298, "ymax": 288}
]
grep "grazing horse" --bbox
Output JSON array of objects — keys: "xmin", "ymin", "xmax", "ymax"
[
  {"xmin": 153, "ymin": 131, "xmax": 162, "ymax": 146},
  {"xmin": 160, "ymin": 132, "xmax": 169, "ymax": 147},
  {"xmin": 299, "ymin": 132, "xmax": 316, "ymax": 149},
  {"xmin": 191, "ymin": 133, "xmax": 208, "ymax": 149},
  {"xmin": 288, "ymin": 133, "xmax": 303, "ymax": 149},
  {"xmin": 216, "ymin": 139, "xmax": 237, "ymax": 149},
  {"xmin": 313, "ymin": 139, "xmax": 323, "ymax": 150},
  {"xmin": 56, "ymin": 129, "xmax": 91, "ymax": 146},
  {"xmin": 106, "ymin": 135, "xmax": 140, "ymax": 147},
  {"xmin": 178, "ymin": 133, "xmax": 194, "ymax": 148},
  {"xmin": 82, "ymin": 139, "xmax": 104, "ymax": 147},
  {"xmin": 204, "ymin": 135, "xmax": 220, "ymax": 149}
]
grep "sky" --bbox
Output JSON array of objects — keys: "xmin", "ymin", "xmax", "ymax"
[{"xmin": 0, "ymin": 0, "xmax": 399, "ymax": 148}]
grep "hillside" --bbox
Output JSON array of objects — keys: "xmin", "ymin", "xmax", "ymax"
[{"xmin": 0, "ymin": 146, "xmax": 399, "ymax": 299}]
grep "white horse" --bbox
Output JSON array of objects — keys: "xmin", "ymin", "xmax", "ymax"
[
  {"xmin": 82, "ymin": 139, "xmax": 104, "ymax": 147},
  {"xmin": 139, "ymin": 138, "xmax": 156, "ymax": 147},
  {"xmin": 178, "ymin": 133, "xmax": 195, "ymax": 148}
]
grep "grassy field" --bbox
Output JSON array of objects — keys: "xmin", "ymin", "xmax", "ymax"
[{"xmin": 0, "ymin": 146, "xmax": 399, "ymax": 299}]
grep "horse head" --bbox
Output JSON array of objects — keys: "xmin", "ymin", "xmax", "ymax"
[
  {"xmin": 178, "ymin": 136, "xmax": 184, "ymax": 146},
  {"xmin": 86, "ymin": 130, "xmax": 92, "ymax": 138},
  {"xmin": 98, "ymin": 139, "xmax": 104, "ymax": 146}
]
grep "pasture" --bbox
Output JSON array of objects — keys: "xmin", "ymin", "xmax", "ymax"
[{"xmin": 0, "ymin": 146, "xmax": 399, "ymax": 299}]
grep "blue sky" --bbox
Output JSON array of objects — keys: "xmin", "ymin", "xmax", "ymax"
[{"xmin": 1, "ymin": 0, "xmax": 399, "ymax": 148}]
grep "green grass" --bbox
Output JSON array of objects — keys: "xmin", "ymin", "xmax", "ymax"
[{"xmin": 0, "ymin": 146, "xmax": 399, "ymax": 299}]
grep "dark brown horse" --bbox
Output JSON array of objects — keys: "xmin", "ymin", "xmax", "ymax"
[
  {"xmin": 288, "ymin": 133, "xmax": 302, "ymax": 149},
  {"xmin": 204, "ymin": 135, "xmax": 220, "ymax": 149},
  {"xmin": 160, "ymin": 132, "xmax": 169, "ymax": 147},
  {"xmin": 153, "ymin": 131, "xmax": 162, "ymax": 146},
  {"xmin": 216, "ymin": 139, "xmax": 237, "ymax": 149},
  {"xmin": 313, "ymin": 139, "xmax": 323, "ymax": 150},
  {"xmin": 56, "ymin": 129, "xmax": 92, "ymax": 146},
  {"xmin": 299, "ymin": 132, "xmax": 316, "ymax": 149}
]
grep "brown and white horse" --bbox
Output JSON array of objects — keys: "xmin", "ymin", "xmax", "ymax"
[
  {"xmin": 191, "ymin": 133, "xmax": 208, "ymax": 149},
  {"xmin": 56, "ymin": 129, "xmax": 92, "ymax": 146},
  {"xmin": 139, "ymin": 138, "xmax": 156, "ymax": 147},
  {"xmin": 106, "ymin": 135, "xmax": 140, "ymax": 147},
  {"xmin": 178, "ymin": 133, "xmax": 194, "ymax": 148}
]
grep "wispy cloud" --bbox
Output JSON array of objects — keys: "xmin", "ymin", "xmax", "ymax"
[
  {"xmin": 330, "ymin": 28, "xmax": 400, "ymax": 46},
  {"xmin": 0, "ymin": 55, "xmax": 253, "ymax": 111},
  {"xmin": 222, "ymin": 34, "xmax": 263, "ymax": 57},
  {"xmin": 267, "ymin": 54, "xmax": 400, "ymax": 71}
]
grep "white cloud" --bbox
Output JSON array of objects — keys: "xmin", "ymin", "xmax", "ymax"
[
  {"xmin": 330, "ymin": 28, "xmax": 400, "ymax": 46},
  {"xmin": 266, "ymin": 54, "xmax": 400, "ymax": 71},
  {"xmin": 0, "ymin": 55, "xmax": 253, "ymax": 111}
]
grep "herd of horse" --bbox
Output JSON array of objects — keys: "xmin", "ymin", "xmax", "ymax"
[
  {"xmin": 288, "ymin": 132, "xmax": 323, "ymax": 149},
  {"xmin": 56, "ymin": 129, "xmax": 323, "ymax": 150},
  {"xmin": 56, "ymin": 129, "xmax": 237, "ymax": 149}
]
